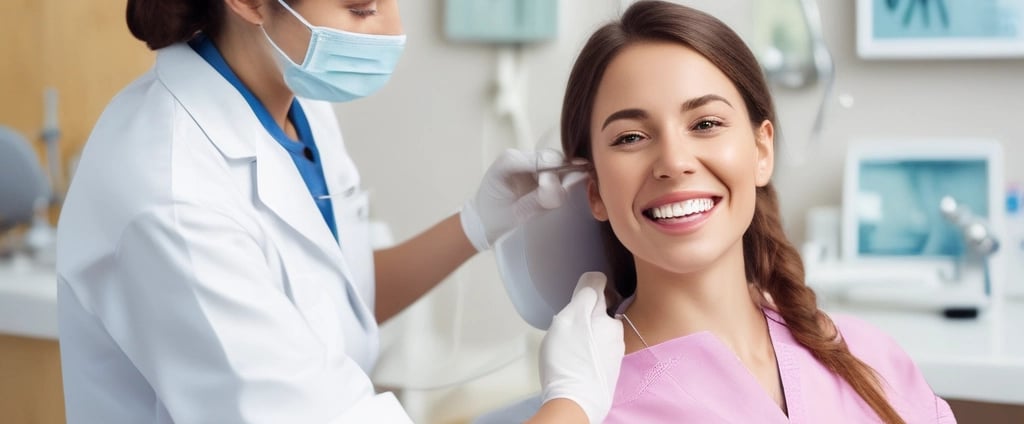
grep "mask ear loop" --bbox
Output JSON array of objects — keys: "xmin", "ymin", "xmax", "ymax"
[
  {"xmin": 259, "ymin": 23, "xmax": 305, "ymax": 68},
  {"xmin": 274, "ymin": 0, "xmax": 316, "ymax": 30},
  {"xmin": 263, "ymin": 0, "xmax": 318, "ymax": 68}
]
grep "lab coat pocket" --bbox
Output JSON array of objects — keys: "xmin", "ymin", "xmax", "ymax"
[
  {"xmin": 334, "ymin": 189, "xmax": 375, "ymax": 307},
  {"xmin": 289, "ymin": 273, "xmax": 343, "ymax": 355}
]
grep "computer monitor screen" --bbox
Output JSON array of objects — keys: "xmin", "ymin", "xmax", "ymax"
[
  {"xmin": 856, "ymin": 159, "xmax": 988, "ymax": 258},
  {"xmin": 842, "ymin": 139, "xmax": 1003, "ymax": 264}
]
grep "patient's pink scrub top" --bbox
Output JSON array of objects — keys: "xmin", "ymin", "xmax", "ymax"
[{"xmin": 606, "ymin": 309, "xmax": 956, "ymax": 423}]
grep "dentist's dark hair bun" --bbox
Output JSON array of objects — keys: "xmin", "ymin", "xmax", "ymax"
[{"xmin": 126, "ymin": 0, "xmax": 224, "ymax": 50}]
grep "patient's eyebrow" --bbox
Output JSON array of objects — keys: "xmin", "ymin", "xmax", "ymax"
[
  {"xmin": 601, "ymin": 109, "xmax": 648, "ymax": 130},
  {"xmin": 681, "ymin": 94, "xmax": 733, "ymax": 112},
  {"xmin": 601, "ymin": 94, "xmax": 734, "ymax": 130}
]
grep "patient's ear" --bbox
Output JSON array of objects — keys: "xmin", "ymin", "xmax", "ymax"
[
  {"xmin": 754, "ymin": 119, "xmax": 775, "ymax": 187},
  {"xmin": 587, "ymin": 179, "xmax": 609, "ymax": 222}
]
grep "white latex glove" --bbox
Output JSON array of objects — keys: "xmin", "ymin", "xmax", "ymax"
[
  {"xmin": 539, "ymin": 272, "xmax": 624, "ymax": 424},
  {"xmin": 460, "ymin": 148, "xmax": 584, "ymax": 251}
]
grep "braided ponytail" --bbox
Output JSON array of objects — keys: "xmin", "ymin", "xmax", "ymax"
[{"xmin": 745, "ymin": 184, "xmax": 906, "ymax": 424}]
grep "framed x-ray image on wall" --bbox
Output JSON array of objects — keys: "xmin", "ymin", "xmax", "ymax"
[{"xmin": 857, "ymin": 0, "xmax": 1024, "ymax": 58}]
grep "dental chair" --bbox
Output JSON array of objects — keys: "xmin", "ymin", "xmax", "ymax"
[{"xmin": 0, "ymin": 125, "xmax": 51, "ymax": 256}]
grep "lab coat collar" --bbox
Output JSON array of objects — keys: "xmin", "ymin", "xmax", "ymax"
[
  {"xmin": 155, "ymin": 44, "xmax": 258, "ymax": 160},
  {"xmin": 155, "ymin": 43, "xmax": 348, "ymax": 267}
]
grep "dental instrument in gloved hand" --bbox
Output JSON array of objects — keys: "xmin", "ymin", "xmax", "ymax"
[{"xmin": 460, "ymin": 148, "xmax": 589, "ymax": 251}]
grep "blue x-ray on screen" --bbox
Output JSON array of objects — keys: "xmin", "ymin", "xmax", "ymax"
[{"xmin": 856, "ymin": 159, "xmax": 988, "ymax": 257}]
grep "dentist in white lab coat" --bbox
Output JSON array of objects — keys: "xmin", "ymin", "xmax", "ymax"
[{"xmin": 56, "ymin": 0, "xmax": 623, "ymax": 423}]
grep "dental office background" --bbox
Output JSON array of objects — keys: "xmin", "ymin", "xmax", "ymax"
[{"xmin": 2, "ymin": 0, "xmax": 1023, "ymax": 423}]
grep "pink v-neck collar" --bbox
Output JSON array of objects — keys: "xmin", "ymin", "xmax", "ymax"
[{"xmin": 614, "ymin": 308, "xmax": 803, "ymax": 422}]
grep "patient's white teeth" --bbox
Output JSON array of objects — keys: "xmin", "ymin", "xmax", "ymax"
[{"xmin": 648, "ymin": 198, "xmax": 715, "ymax": 220}]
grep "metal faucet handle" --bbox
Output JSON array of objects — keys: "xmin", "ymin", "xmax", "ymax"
[{"xmin": 939, "ymin": 195, "xmax": 999, "ymax": 257}]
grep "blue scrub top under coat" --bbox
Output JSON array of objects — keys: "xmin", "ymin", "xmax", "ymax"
[{"xmin": 189, "ymin": 34, "xmax": 338, "ymax": 241}]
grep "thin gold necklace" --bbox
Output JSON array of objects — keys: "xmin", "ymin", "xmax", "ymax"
[{"xmin": 620, "ymin": 313, "xmax": 651, "ymax": 349}]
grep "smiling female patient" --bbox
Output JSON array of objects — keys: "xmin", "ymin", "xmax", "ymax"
[{"xmin": 560, "ymin": 1, "xmax": 955, "ymax": 422}]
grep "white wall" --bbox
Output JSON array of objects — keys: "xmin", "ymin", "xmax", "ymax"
[
  {"xmin": 335, "ymin": 0, "xmax": 1024, "ymax": 420},
  {"xmin": 769, "ymin": 0, "xmax": 1024, "ymax": 243}
]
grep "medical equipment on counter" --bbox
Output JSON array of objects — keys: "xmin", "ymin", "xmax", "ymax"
[
  {"xmin": 1006, "ymin": 185, "xmax": 1024, "ymax": 298},
  {"xmin": 809, "ymin": 139, "xmax": 1006, "ymax": 315},
  {"xmin": 801, "ymin": 205, "xmax": 842, "ymax": 264},
  {"xmin": 0, "ymin": 89, "xmax": 63, "ymax": 264},
  {"xmin": 940, "ymin": 195, "xmax": 999, "ymax": 257},
  {"xmin": 0, "ymin": 126, "xmax": 52, "ymax": 256},
  {"xmin": 798, "ymin": 0, "xmax": 834, "ymax": 146},
  {"xmin": 42, "ymin": 88, "xmax": 65, "ymax": 204},
  {"xmin": 935, "ymin": 194, "xmax": 999, "ymax": 317},
  {"xmin": 494, "ymin": 176, "xmax": 610, "ymax": 330}
]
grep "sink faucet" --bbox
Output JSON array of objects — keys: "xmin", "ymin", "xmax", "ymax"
[{"xmin": 938, "ymin": 195, "xmax": 999, "ymax": 286}]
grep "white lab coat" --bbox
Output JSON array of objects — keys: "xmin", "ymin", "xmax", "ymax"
[{"xmin": 56, "ymin": 43, "xmax": 412, "ymax": 423}]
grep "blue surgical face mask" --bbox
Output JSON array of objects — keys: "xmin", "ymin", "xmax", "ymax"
[{"xmin": 261, "ymin": 0, "xmax": 406, "ymax": 102}]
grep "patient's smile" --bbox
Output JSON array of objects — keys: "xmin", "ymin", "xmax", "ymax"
[{"xmin": 644, "ymin": 197, "xmax": 719, "ymax": 221}]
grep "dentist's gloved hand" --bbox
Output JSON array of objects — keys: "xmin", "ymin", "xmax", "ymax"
[
  {"xmin": 539, "ymin": 272, "xmax": 624, "ymax": 424},
  {"xmin": 460, "ymin": 148, "xmax": 584, "ymax": 251}
]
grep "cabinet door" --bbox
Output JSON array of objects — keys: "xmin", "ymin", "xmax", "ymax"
[
  {"xmin": 0, "ymin": 0, "xmax": 154, "ymax": 200},
  {"xmin": 0, "ymin": 335, "xmax": 63, "ymax": 424}
]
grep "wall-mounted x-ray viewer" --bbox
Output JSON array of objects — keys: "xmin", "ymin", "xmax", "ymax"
[
  {"xmin": 857, "ymin": 0, "xmax": 1024, "ymax": 59},
  {"xmin": 836, "ymin": 139, "xmax": 1006, "ymax": 314},
  {"xmin": 444, "ymin": 0, "xmax": 558, "ymax": 43}
]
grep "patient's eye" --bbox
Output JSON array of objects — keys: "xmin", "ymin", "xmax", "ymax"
[
  {"xmin": 611, "ymin": 132, "xmax": 646, "ymax": 146},
  {"xmin": 692, "ymin": 119, "xmax": 723, "ymax": 132}
]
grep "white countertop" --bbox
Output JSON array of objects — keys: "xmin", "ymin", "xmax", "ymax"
[
  {"xmin": 0, "ymin": 256, "xmax": 58, "ymax": 340},
  {"xmin": 823, "ymin": 299, "xmax": 1024, "ymax": 405}
]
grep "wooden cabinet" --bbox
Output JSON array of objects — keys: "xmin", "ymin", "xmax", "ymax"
[
  {"xmin": 1, "ymin": 1, "xmax": 152, "ymax": 423},
  {"xmin": 0, "ymin": 0, "xmax": 154, "ymax": 199},
  {"xmin": 948, "ymin": 399, "xmax": 1024, "ymax": 424},
  {"xmin": 0, "ymin": 335, "xmax": 63, "ymax": 424}
]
